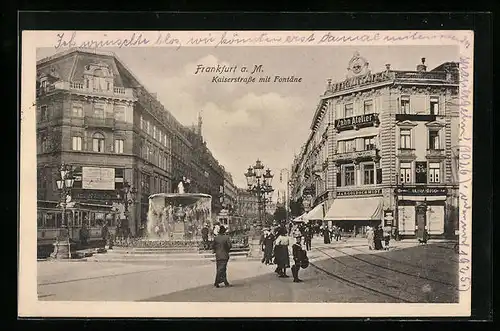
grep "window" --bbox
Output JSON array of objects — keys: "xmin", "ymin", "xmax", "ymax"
[
  {"xmin": 114, "ymin": 106, "xmax": 125, "ymax": 121},
  {"xmin": 140, "ymin": 115, "xmax": 144, "ymax": 130},
  {"xmin": 364, "ymin": 136, "xmax": 376, "ymax": 150},
  {"xmin": 41, "ymin": 80, "xmax": 47, "ymax": 89},
  {"xmin": 153, "ymin": 125, "xmax": 157, "ymax": 139},
  {"xmin": 40, "ymin": 134, "xmax": 48, "ymax": 153},
  {"xmin": 363, "ymin": 100, "xmax": 373, "ymax": 114},
  {"xmin": 85, "ymin": 78, "xmax": 90, "ymax": 89},
  {"xmin": 400, "ymin": 129, "xmax": 411, "ymax": 149},
  {"xmin": 72, "ymin": 136, "xmax": 82, "ymax": 151},
  {"xmin": 344, "ymin": 103, "xmax": 354, "ymax": 118},
  {"xmin": 107, "ymin": 82, "xmax": 111, "ymax": 91},
  {"xmin": 337, "ymin": 141, "xmax": 345, "ymax": 153},
  {"xmin": 92, "ymin": 133, "xmax": 105, "ymax": 152},
  {"xmin": 40, "ymin": 105, "xmax": 48, "ymax": 121},
  {"xmin": 363, "ymin": 163, "xmax": 375, "ymax": 185},
  {"xmin": 399, "ymin": 162, "xmax": 412, "ymax": 183},
  {"xmin": 345, "ymin": 139, "xmax": 355, "ymax": 152},
  {"xmin": 94, "ymin": 105, "xmax": 105, "ymax": 118},
  {"xmin": 146, "ymin": 121, "xmax": 150, "ymax": 135},
  {"xmin": 400, "ymin": 96, "xmax": 410, "ymax": 114},
  {"xmin": 344, "ymin": 165, "xmax": 355, "ymax": 186},
  {"xmin": 430, "ymin": 96, "xmax": 439, "ymax": 115},
  {"xmin": 429, "ymin": 130, "xmax": 440, "ymax": 150},
  {"xmin": 72, "ymin": 105, "xmax": 83, "ymax": 117},
  {"xmin": 114, "ymin": 139, "xmax": 124, "ymax": 154},
  {"xmin": 429, "ymin": 163, "xmax": 441, "ymax": 183}
]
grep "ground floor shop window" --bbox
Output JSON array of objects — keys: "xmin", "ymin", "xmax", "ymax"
[{"xmin": 397, "ymin": 205, "xmax": 415, "ymax": 235}]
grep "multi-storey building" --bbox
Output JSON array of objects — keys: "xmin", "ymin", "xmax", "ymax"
[
  {"xmin": 36, "ymin": 49, "xmax": 230, "ymax": 236},
  {"xmin": 221, "ymin": 169, "xmax": 238, "ymax": 213},
  {"xmin": 290, "ymin": 52, "xmax": 460, "ymax": 239}
]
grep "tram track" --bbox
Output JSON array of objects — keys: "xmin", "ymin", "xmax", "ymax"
[
  {"xmin": 323, "ymin": 246, "xmax": 456, "ymax": 289},
  {"xmin": 310, "ymin": 246, "xmax": 458, "ymax": 303},
  {"xmin": 348, "ymin": 245, "xmax": 457, "ymax": 278}
]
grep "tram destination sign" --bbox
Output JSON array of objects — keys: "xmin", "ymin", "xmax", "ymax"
[{"xmin": 395, "ymin": 187, "xmax": 448, "ymax": 195}]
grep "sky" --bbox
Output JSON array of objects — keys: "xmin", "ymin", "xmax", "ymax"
[{"xmin": 36, "ymin": 45, "xmax": 458, "ymax": 197}]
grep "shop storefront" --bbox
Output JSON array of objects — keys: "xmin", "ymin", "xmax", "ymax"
[
  {"xmin": 324, "ymin": 195, "xmax": 383, "ymax": 236},
  {"xmin": 395, "ymin": 187, "xmax": 448, "ymax": 239}
]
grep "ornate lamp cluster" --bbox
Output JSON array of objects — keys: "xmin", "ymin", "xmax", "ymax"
[{"xmin": 244, "ymin": 159, "xmax": 274, "ymax": 234}]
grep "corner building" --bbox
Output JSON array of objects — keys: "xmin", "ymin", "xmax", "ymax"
[
  {"xmin": 291, "ymin": 53, "xmax": 460, "ymax": 239},
  {"xmin": 36, "ymin": 49, "xmax": 230, "ymax": 238}
]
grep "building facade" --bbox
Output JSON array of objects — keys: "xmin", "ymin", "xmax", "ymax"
[
  {"xmin": 290, "ymin": 53, "xmax": 460, "ymax": 238},
  {"xmin": 36, "ymin": 49, "xmax": 231, "ymax": 236}
]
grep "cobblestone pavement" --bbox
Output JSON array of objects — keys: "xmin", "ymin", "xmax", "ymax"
[{"xmin": 38, "ymin": 240, "xmax": 458, "ymax": 303}]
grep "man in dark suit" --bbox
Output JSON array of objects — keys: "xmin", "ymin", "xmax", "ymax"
[{"xmin": 213, "ymin": 225, "xmax": 232, "ymax": 288}]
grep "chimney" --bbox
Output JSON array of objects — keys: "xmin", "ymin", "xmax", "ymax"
[
  {"xmin": 417, "ymin": 58, "xmax": 427, "ymax": 72},
  {"xmin": 385, "ymin": 63, "xmax": 391, "ymax": 71}
]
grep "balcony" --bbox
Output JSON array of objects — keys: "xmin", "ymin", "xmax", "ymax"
[
  {"xmin": 84, "ymin": 116, "xmax": 115, "ymax": 128},
  {"xmin": 426, "ymin": 148, "xmax": 445, "ymax": 159},
  {"xmin": 396, "ymin": 113, "xmax": 437, "ymax": 122},
  {"xmin": 397, "ymin": 148, "xmax": 416, "ymax": 159},
  {"xmin": 37, "ymin": 81, "xmax": 135, "ymax": 99},
  {"xmin": 394, "ymin": 70, "xmax": 449, "ymax": 81},
  {"xmin": 334, "ymin": 113, "xmax": 380, "ymax": 132},
  {"xmin": 332, "ymin": 148, "xmax": 379, "ymax": 164}
]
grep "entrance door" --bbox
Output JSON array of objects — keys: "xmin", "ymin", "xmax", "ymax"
[{"xmin": 415, "ymin": 204, "xmax": 427, "ymax": 239}]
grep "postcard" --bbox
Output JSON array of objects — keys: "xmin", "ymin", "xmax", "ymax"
[{"xmin": 19, "ymin": 29, "xmax": 473, "ymax": 318}]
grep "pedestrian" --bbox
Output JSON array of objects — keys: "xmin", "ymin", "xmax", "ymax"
[
  {"xmin": 213, "ymin": 222, "xmax": 220, "ymax": 236},
  {"xmin": 366, "ymin": 226, "xmax": 374, "ymax": 250},
  {"xmin": 374, "ymin": 225, "xmax": 384, "ymax": 250},
  {"xmin": 101, "ymin": 221, "xmax": 109, "ymax": 249},
  {"xmin": 273, "ymin": 227, "xmax": 290, "ymax": 278},
  {"xmin": 322, "ymin": 225, "xmax": 331, "ymax": 244},
  {"xmin": 79, "ymin": 222, "xmax": 89, "ymax": 247},
  {"xmin": 213, "ymin": 225, "xmax": 232, "ymax": 288},
  {"xmin": 334, "ymin": 226, "xmax": 342, "ymax": 241},
  {"xmin": 383, "ymin": 226, "xmax": 391, "ymax": 250},
  {"xmin": 262, "ymin": 228, "xmax": 274, "ymax": 265},
  {"xmin": 201, "ymin": 223, "xmax": 209, "ymax": 250},
  {"xmin": 304, "ymin": 224, "xmax": 312, "ymax": 251},
  {"xmin": 291, "ymin": 236, "xmax": 306, "ymax": 283}
]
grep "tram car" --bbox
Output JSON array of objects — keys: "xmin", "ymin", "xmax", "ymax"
[
  {"xmin": 216, "ymin": 209, "xmax": 244, "ymax": 233},
  {"xmin": 37, "ymin": 200, "xmax": 119, "ymax": 257}
]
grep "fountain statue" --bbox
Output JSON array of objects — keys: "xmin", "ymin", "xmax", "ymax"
[{"xmin": 145, "ymin": 192, "xmax": 212, "ymax": 242}]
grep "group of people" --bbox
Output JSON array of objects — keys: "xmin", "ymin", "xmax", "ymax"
[
  {"xmin": 366, "ymin": 225, "xmax": 391, "ymax": 250},
  {"xmin": 259, "ymin": 221, "xmax": 310, "ymax": 283}
]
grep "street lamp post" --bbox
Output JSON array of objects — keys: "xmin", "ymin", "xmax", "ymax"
[
  {"xmin": 244, "ymin": 160, "xmax": 274, "ymax": 238},
  {"xmin": 50, "ymin": 163, "xmax": 75, "ymax": 259},
  {"xmin": 117, "ymin": 180, "xmax": 137, "ymax": 237}
]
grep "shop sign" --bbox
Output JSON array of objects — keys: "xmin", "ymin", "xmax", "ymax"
[
  {"xmin": 82, "ymin": 167, "xmax": 115, "ymax": 190},
  {"xmin": 334, "ymin": 113, "xmax": 379, "ymax": 131},
  {"xmin": 337, "ymin": 188, "xmax": 382, "ymax": 197},
  {"xmin": 395, "ymin": 187, "xmax": 448, "ymax": 195},
  {"xmin": 383, "ymin": 209, "xmax": 394, "ymax": 227}
]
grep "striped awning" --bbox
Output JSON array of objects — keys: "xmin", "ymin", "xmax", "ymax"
[{"xmin": 324, "ymin": 197, "xmax": 382, "ymax": 221}]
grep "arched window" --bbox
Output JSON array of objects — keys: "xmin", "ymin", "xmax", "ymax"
[{"xmin": 92, "ymin": 132, "xmax": 105, "ymax": 152}]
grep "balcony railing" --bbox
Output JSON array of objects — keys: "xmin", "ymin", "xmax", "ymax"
[
  {"xmin": 394, "ymin": 70, "xmax": 449, "ymax": 81},
  {"xmin": 397, "ymin": 148, "xmax": 416, "ymax": 158},
  {"xmin": 334, "ymin": 113, "xmax": 380, "ymax": 132},
  {"xmin": 426, "ymin": 148, "xmax": 445, "ymax": 158},
  {"xmin": 37, "ymin": 81, "xmax": 135, "ymax": 99},
  {"xmin": 332, "ymin": 148, "xmax": 379, "ymax": 164},
  {"xmin": 84, "ymin": 116, "xmax": 115, "ymax": 128}
]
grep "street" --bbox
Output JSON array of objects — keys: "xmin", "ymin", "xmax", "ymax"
[{"xmin": 38, "ymin": 240, "xmax": 458, "ymax": 303}]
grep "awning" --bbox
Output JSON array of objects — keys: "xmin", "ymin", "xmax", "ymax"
[
  {"xmin": 292, "ymin": 213, "xmax": 307, "ymax": 222},
  {"xmin": 324, "ymin": 197, "xmax": 382, "ymax": 221},
  {"xmin": 305, "ymin": 202, "xmax": 326, "ymax": 221}
]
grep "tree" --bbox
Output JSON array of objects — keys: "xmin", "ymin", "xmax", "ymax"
[
  {"xmin": 273, "ymin": 206, "xmax": 287, "ymax": 222},
  {"xmin": 290, "ymin": 198, "xmax": 305, "ymax": 218}
]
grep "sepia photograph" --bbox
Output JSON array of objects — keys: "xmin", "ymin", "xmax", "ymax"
[{"xmin": 19, "ymin": 30, "xmax": 474, "ymax": 318}]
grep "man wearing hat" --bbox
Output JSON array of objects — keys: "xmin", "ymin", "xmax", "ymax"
[
  {"xmin": 213, "ymin": 225, "xmax": 232, "ymax": 288},
  {"xmin": 261, "ymin": 227, "xmax": 274, "ymax": 265},
  {"xmin": 201, "ymin": 223, "xmax": 209, "ymax": 250}
]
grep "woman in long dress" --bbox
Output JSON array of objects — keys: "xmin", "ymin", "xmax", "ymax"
[
  {"xmin": 367, "ymin": 226, "xmax": 374, "ymax": 250},
  {"xmin": 273, "ymin": 227, "xmax": 291, "ymax": 277},
  {"xmin": 322, "ymin": 226, "xmax": 331, "ymax": 244}
]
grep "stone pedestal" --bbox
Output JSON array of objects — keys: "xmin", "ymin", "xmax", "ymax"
[
  {"xmin": 50, "ymin": 240, "xmax": 72, "ymax": 259},
  {"xmin": 171, "ymin": 222, "xmax": 185, "ymax": 241}
]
